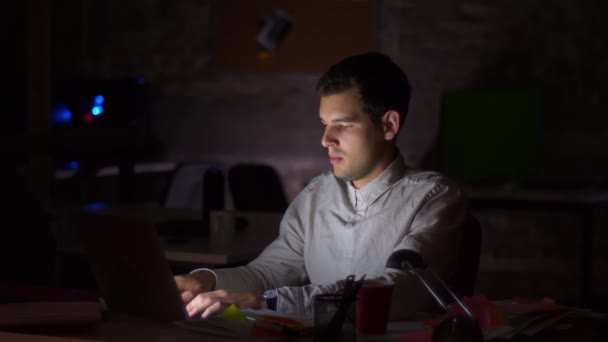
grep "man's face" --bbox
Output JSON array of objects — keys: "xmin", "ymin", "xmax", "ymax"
[{"xmin": 319, "ymin": 87, "xmax": 392, "ymax": 189}]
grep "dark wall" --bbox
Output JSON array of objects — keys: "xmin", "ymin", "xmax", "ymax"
[
  {"xmin": 58, "ymin": 0, "xmax": 608, "ymax": 197},
  {"xmin": 51, "ymin": 0, "xmax": 84, "ymax": 87},
  {"xmin": 6, "ymin": 0, "xmax": 27, "ymax": 130}
]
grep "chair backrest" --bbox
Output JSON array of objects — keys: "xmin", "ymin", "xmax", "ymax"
[
  {"xmin": 162, "ymin": 163, "xmax": 224, "ymax": 212},
  {"xmin": 448, "ymin": 213, "xmax": 482, "ymax": 298},
  {"xmin": 228, "ymin": 164, "xmax": 288, "ymax": 212}
]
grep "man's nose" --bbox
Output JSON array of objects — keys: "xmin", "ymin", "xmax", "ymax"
[{"xmin": 321, "ymin": 127, "xmax": 336, "ymax": 147}]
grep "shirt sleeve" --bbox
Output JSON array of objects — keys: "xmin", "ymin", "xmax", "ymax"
[
  {"xmin": 192, "ymin": 193, "xmax": 310, "ymax": 293},
  {"xmin": 383, "ymin": 179, "xmax": 467, "ymax": 320}
]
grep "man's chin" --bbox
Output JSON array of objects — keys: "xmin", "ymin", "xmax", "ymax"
[{"xmin": 332, "ymin": 168, "xmax": 352, "ymax": 181}]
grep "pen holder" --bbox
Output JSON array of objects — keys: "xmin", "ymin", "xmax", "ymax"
[{"xmin": 314, "ymin": 293, "xmax": 357, "ymax": 342}]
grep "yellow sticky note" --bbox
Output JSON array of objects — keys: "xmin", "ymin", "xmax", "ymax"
[{"xmin": 221, "ymin": 304, "xmax": 247, "ymax": 323}]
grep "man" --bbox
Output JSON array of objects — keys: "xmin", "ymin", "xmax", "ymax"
[{"xmin": 175, "ymin": 52, "xmax": 466, "ymax": 320}]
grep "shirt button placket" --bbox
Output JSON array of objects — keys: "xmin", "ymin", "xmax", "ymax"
[{"xmin": 345, "ymin": 218, "xmax": 355, "ymax": 272}]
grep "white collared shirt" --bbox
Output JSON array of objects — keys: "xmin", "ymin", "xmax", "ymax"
[{"xmin": 201, "ymin": 154, "xmax": 466, "ymax": 319}]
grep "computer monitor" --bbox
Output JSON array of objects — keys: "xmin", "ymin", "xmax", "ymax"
[
  {"xmin": 439, "ymin": 88, "xmax": 542, "ymax": 186},
  {"xmin": 75, "ymin": 211, "xmax": 187, "ymax": 323}
]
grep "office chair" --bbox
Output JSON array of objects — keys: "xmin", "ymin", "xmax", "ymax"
[
  {"xmin": 158, "ymin": 163, "xmax": 224, "ymax": 238},
  {"xmin": 163, "ymin": 163, "xmax": 209, "ymax": 209},
  {"xmin": 162, "ymin": 163, "xmax": 224, "ymax": 211},
  {"xmin": 228, "ymin": 164, "xmax": 288, "ymax": 213},
  {"xmin": 447, "ymin": 213, "xmax": 482, "ymax": 298}
]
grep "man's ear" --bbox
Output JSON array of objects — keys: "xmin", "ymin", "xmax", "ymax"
[{"xmin": 381, "ymin": 110, "xmax": 400, "ymax": 141}]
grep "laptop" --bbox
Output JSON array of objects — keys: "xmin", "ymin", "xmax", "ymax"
[{"xmin": 74, "ymin": 211, "xmax": 188, "ymax": 323}]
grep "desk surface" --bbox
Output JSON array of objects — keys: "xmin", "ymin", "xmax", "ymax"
[
  {"xmin": 161, "ymin": 212, "xmax": 283, "ymax": 265},
  {"xmin": 1, "ymin": 314, "xmax": 605, "ymax": 342},
  {"xmin": 0, "ymin": 315, "xmax": 235, "ymax": 342}
]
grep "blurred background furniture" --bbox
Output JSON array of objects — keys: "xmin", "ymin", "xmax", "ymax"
[
  {"xmin": 448, "ymin": 213, "xmax": 482, "ymax": 298},
  {"xmin": 228, "ymin": 164, "xmax": 288, "ymax": 213}
]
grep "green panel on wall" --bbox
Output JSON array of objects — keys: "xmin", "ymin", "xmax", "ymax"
[{"xmin": 439, "ymin": 88, "xmax": 542, "ymax": 185}]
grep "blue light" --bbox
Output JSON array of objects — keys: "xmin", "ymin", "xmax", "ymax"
[
  {"xmin": 91, "ymin": 106, "xmax": 104, "ymax": 115},
  {"xmin": 86, "ymin": 202, "xmax": 106, "ymax": 210},
  {"xmin": 67, "ymin": 161, "xmax": 80, "ymax": 169},
  {"xmin": 137, "ymin": 77, "xmax": 145, "ymax": 85},
  {"xmin": 51, "ymin": 106, "xmax": 72, "ymax": 124},
  {"xmin": 94, "ymin": 95, "xmax": 105, "ymax": 105}
]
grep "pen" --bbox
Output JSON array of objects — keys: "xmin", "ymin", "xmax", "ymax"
[{"xmin": 324, "ymin": 274, "xmax": 366, "ymax": 340}]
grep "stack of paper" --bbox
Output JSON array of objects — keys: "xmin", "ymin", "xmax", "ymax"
[
  {"xmin": 486, "ymin": 298, "xmax": 607, "ymax": 339},
  {"xmin": 409, "ymin": 296, "xmax": 607, "ymax": 341}
]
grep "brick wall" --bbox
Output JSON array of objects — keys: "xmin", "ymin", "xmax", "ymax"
[{"xmin": 80, "ymin": 0, "xmax": 608, "ymax": 194}]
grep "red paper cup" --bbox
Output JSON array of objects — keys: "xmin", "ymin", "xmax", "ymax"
[{"xmin": 356, "ymin": 279, "xmax": 394, "ymax": 335}]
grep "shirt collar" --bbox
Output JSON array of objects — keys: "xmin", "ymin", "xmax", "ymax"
[{"xmin": 347, "ymin": 152, "xmax": 407, "ymax": 210}]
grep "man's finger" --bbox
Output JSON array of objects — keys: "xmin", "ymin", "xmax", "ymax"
[
  {"xmin": 181, "ymin": 290, "xmax": 194, "ymax": 304},
  {"xmin": 185, "ymin": 296, "xmax": 203, "ymax": 317},
  {"xmin": 186, "ymin": 294, "xmax": 215, "ymax": 317},
  {"xmin": 201, "ymin": 301, "xmax": 224, "ymax": 319},
  {"xmin": 174, "ymin": 275, "xmax": 187, "ymax": 291}
]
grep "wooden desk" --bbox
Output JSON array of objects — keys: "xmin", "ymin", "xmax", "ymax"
[
  {"xmin": 1, "ymin": 282, "xmax": 605, "ymax": 342},
  {"xmin": 161, "ymin": 212, "xmax": 283, "ymax": 265},
  {"xmin": 1, "ymin": 314, "xmax": 605, "ymax": 342},
  {"xmin": 0, "ymin": 315, "xmax": 235, "ymax": 342},
  {"xmin": 52, "ymin": 206, "xmax": 283, "ymax": 266}
]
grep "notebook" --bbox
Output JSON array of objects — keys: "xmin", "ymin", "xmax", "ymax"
[{"xmin": 74, "ymin": 211, "xmax": 187, "ymax": 323}]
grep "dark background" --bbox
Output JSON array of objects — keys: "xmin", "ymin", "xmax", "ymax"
[{"xmin": 6, "ymin": 0, "xmax": 608, "ymax": 310}]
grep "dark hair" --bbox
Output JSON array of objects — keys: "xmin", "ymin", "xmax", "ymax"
[{"xmin": 316, "ymin": 52, "xmax": 411, "ymax": 128}]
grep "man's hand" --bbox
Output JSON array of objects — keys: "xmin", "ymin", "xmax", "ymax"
[
  {"xmin": 185, "ymin": 290, "xmax": 266, "ymax": 319},
  {"xmin": 174, "ymin": 271, "xmax": 217, "ymax": 304}
]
